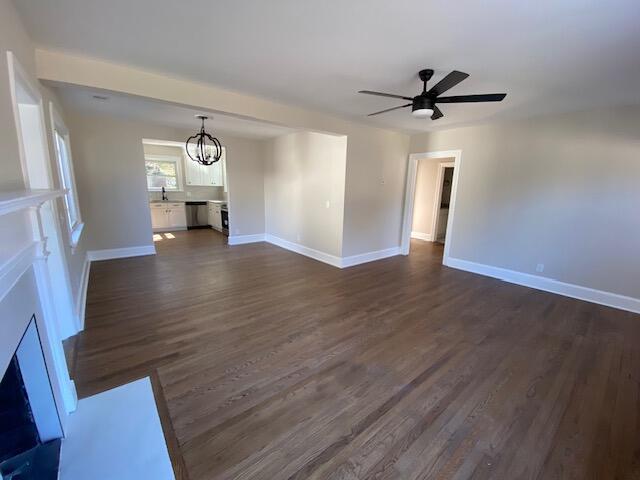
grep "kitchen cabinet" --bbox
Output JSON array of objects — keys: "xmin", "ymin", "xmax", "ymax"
[
  {"xmin": 150, "ymin": 203, "xmax": 187, "ymax": 231},
  {"xmin": 150, "ymin": 206, "xmax": 168, "ymax": 229},
  {"xmin": 184, "ymin": 149, "xmax": 226, "ymax": 188},
  {"xmin": 208, "ymin": 202, "xmax": 222, "ymax": 231}
]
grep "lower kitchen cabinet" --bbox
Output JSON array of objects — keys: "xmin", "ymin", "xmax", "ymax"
[
  {"xmin": 208, "ymin": 203, "xmax": 222, "ymax": 231},
  {"xmin": 150, "ymin": 203, "xmax": 187, "ymax": 232}
]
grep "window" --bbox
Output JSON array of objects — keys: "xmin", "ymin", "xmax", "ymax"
[
  {"xmin": 145, "ymin": 155, "xmax": 182, "ymax": 191},
  {"xmin": 50, "ymin": 102, "xmax": 83, "ymax": 250}
]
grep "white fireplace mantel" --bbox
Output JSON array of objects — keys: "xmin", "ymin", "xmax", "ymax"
[
  {"xmin": 0, "ymin": 189, "xmax": 63, "ymax": 302},
  {"xmin": 0, "ymin": 188, "xmax": 64, "ymax": 217},
  {"xmin": 0, "ymin": 187, "xmax": 77, "ymax": 434}
]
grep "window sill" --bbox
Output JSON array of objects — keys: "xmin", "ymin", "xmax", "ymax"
[{"xmin": 69, "ymin": 222, "xmax": 85, "ymax": 254}]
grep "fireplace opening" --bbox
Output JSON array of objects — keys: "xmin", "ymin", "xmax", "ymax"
[
  {"xmin": 0, "ymin": 317, "xmax": 62, "ymax": 479},
  {"xmin": 0, "ymin": 357, "xmax": 40, "ymax": 461}
]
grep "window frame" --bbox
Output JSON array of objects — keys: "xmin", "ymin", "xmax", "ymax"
[
  {"xmin": 49, "ymin": 101, "xmax": 84, "ymax": 252},
  {"xmin": 144, "ymin": 154, "xmax": 184, "ymax": 192}
]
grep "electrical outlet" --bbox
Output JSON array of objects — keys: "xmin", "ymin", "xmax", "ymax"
[
  {"xmin": 536, "ymin": 263, "xmax": 545, "ymax": 273},
  {"xmin": 186, "ymin": 191, "xmax": 192, "ymax": 197},
  {"xmin": 325, "ymin": 200, "xmax": 330, "ymax": 209}
]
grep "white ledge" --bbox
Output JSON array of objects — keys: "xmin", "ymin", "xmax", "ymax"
[{"xmin": 0, "ymin": 189, "xmax": 64, "ymax": 217}]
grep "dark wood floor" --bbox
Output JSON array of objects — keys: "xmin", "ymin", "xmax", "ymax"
[{"xmin": 68, "ymin": 229, "xmax": 640, "ymax": 479}]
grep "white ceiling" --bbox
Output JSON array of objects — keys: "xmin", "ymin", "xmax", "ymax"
[
  {"xmin": 16, "ymin": 0, "xmax": 640, "ymax": 133},
  {"xmin": 52, "ymin": 84, "xmax": 297, "ymax": 139}
]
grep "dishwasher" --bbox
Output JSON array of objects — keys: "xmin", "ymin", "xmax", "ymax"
[{"xmin": 185, "ymin": 201, "xmax": 209, "ymax": 229}]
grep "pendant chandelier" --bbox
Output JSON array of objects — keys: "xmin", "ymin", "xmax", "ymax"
[{"xmin": 185, "ymin": 115, "xmax": 222, "ymax": 165}]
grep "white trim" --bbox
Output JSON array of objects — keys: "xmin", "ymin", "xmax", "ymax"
[
  {"xmin": 7, "ymin": 52, "xmax": 78, "ymax": 431},
  {"xmin": 401, "ymin": 150, "xmax": 462, "ymax": 266},
  {"xmin": 340, "ymin": 247, "xmax": 401, "ymax": 268},
  {"xmin": 410, "ymin": 231, "xmax": 433, "ymax": 242},
  {"xmin": 262, "ymin": 234, "xmax": 400, "ymax": 269},
  {"xmin": 87, "ymin": 245, "xmax": 156, "ymax": 262},
  {"xmin": 69, "ymin": 221, "xmax": 85, "ymax": 253},
  {"xmin": 445, "ymin": 257, "xmax": 640, "ymax": 314},
  {"xmin": 0, "ymin": 189, "xmax": 63, "ymax": 217},
  {"xmin": 49, "ymin": 101, "xmax": 84, "ymax": 250},
  {"xmin": 228, "ymin": 233, "xmax": 265, "ymax": 245},
  {"xmin": 75, "ymin": 254, "xmax": 91, "ymax": 331},
  {"xmin": 264, "ymin": 234, "xmax": 342, "ymax": 268},
  {"xmin": 0, "ymin": 241, "xmax": 41, "ymax": 303},
  {"xmin": 7, "ymin": 51, "xmax": 41, "ymax": 188},
  {"xmin": 144, "ymin": 154, "xmax": 184, "ymax": 192}
]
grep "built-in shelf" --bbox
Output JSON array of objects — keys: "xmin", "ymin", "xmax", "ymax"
[{"xmin": 0, "ymin": 189, "xmax": 64, "ymax": 217}]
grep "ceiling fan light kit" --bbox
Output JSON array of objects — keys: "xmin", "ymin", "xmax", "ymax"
[{"xmin": 359, "ymin": 68, "xmax": 506, "ymax": 120}]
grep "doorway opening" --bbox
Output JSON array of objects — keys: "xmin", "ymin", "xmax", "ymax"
[
  {"xmin": 433, "ymin": 164, "xmax": 454, "ymax": 244},
  {"xmin": 401, "ymin": 150, "xmax": 462, "ymax": 263},
  {"xmin": 142, "ymin": 139, "xmax": 229, "ymax": 249}
]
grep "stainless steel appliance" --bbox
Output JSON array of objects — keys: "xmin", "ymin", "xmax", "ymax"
[
  {"xmin": 221, "ymin": 205, "xmax": 229, "ymax": 236},
  {"xmin": 185, "ymin": 201, "xmax": 209, "ymax": 229}
]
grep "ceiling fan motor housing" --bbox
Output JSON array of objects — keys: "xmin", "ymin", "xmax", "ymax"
[{"xmin": 412, "ymin": 95, "xmax": 434, "ymax": 113}]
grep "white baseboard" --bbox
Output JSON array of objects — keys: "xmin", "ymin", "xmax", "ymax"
[
  {"xmin": 341, "ymin": 247, "xmax": 401, "ymax": 268},
  {"xmin": 263, "ymin": 234, "xmax": 401, "ymax": 269},
  {"xmin": 87, "ymin": 245, "xmax": 156, "ymax": 262},
  {"xmin": 264, "ymin": 234, "xmax": 342, "ymax": 268},
  {"xmin": 228, "ymin": 233, "xmax": 265, "ymax": 245},
  {"xmin": 445, "ymin": 256, "xmax": 640, "ymax": 314},
  {"xmin": 411, "ymin": 231, "xmax": 433, "ymax": 242},
  {"xmin": 75, "ymin": 254, "xmax": 91, "ymax": 331}
]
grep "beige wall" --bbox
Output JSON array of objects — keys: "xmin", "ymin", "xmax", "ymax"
[
  {"xmin": 411, "ymin": 158, "xmax": 453, "ymax": 237},
  {"xmin": 35, "ymin": 50, "xmax": 412, "ymax": 258},
  {"xmin": 225, "ymin": 138, "xmax": 265, "ymax": 236},
  {"xmin": 265, "ymin": 131, "xmax": 347, "ymax": 256},
  {"xmin": 341, "ymin": 128, "xmax": 410, "ymax": 256},
  {"xmin": 410, "ymin": 105, "xmax": 640, "ymax": 299},
  {"xmin": 65, "ymin": 111, "xmax": 266, "ymax": 250}
]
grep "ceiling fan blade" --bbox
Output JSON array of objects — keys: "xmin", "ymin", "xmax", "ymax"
[
  {"xmin": 436, "ymin": 93, "xmax": 507, "ymax": 103},
  {"xmin": 367, "ymin": 103, "xmax": 412, "ymax": 116},
  {"xmin": 359, "ymin": 90, "xmax": 413, "ymax": 101},
  {"xmin": 431, "ymin": 106, "xmax": 444, "ymax": 120},
  {"xmin": 428, "ymin": 71, "xmax": 469, "ymax": 96}
]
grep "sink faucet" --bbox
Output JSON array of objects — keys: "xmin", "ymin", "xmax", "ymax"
[{"xmin": 161, "ymin": 186, "xmax": 168, "ymax": 201}]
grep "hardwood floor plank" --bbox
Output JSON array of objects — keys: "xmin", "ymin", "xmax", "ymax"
[{"xmin": 65, "ymin": 229, "xmax": 640, "ymax": 479}]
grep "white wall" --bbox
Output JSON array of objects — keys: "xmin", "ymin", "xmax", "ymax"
[
  {"xmin": 265, "ymin": 131, "xmax": 347, "ymax": 256},
  {"xmin": 410, "ymin": 105, "xmax": 640, "ymax": 300},
  {"xmin": 65, "ymin": 111, "xmax": 267, "ymax": 251}
]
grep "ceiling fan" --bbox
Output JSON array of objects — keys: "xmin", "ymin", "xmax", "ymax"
[{"xmin": 359, "ymin": 69, "xmax": 506, "ymax": 120}]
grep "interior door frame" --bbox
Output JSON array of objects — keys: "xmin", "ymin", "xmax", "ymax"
[
  {"xmin": 401, "ymin": 149, "xmax": 462, "ymax": 264},
  {"xmin": 431, "ymin": 161, "xmax": 455, "ymax": 244}
]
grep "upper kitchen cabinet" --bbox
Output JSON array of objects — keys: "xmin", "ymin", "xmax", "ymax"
[{"xmin": 185, "ymin": 147, "xmax": 226, "ymax": 188}]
